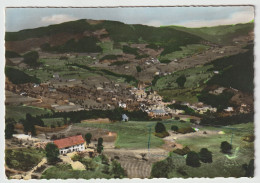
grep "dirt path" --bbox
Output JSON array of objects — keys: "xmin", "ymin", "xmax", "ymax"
[
  {"xmin": 23, "ymin": 157, "xmax": 47, "ymax": 180},
  {"xmin": 60, "ymin": 153, "xmax": 85, "ymax": 170}
]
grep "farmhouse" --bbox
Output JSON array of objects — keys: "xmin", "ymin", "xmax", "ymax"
[{"xmin": 53, "ymin": 135, "xmax": 86, "ymax": 154}]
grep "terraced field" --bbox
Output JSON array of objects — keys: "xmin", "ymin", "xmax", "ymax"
[{"xmin": 119, "ymin": 160, "xmax": 152, "ymax": 178}]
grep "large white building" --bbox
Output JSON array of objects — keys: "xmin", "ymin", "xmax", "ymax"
[{"xmin": 53, "ymin": 135, "xmax": 86, "ymax": 154}]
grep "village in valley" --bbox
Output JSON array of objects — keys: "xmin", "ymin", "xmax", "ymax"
[{"xmin": 4, "ymin": 7, "xmax": 255, "ymax": 179}]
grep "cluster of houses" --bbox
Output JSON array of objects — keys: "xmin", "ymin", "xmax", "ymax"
[{"xmin": 129, "ymin": 83, "xmax": 220, "ymax": 118}]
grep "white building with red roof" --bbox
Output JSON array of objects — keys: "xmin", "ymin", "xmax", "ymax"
[{"xmin": 53, "ymin": 135, "xmax": 86, "ymax": 154}]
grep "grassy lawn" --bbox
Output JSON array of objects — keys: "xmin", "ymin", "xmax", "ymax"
[
  {"xmin": 76, "ymin": 120, "xmax": 191, "ymax": 149},
  {"xmin": 41, "ymin": 163, "xmax": 113, "ymax": 179},
  {"xmin": 5, "ymin": 148, "xmax": 45, "ymax": 171},
  {"xmin": 167, "ymin": 122, "xmax": 254, "ymax": 177},
  {"xmin": 5, "ymin": 105, "xmax": 51, "ymax": 121}
]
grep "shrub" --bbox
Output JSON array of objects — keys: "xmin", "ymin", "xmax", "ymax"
[
  {"xmin": 220, "ymin": 141, "xmax": 232, "ymax": 154},
  {"xmin": 186, "ymin": 151, "xmax": 201, "ymax": 167},
  {"xmin": 177, "ymin": 127, "xmax": 195, "ymax": 134},
  {"xmin": 154, "ymin": 131, "xmax": 170, "ymax": 138},
  {"xmin": 81, "ymin": 158, "xmax": 97, "ymax": 171},
  {"xmin": 154, "ymin": 122, "xmax": 169, "ymax": 138},
  {"xmin": 111, "ymin": 160, "xmax": 126, "ymax": 178},
  {"xmin": 175, "ymin": 116, "xmax": 180, "ymax": 120},
  {"xmin": 155, "ymin": 122, "xmax": 166, "ymax": 133},
  {"xmin": 173, "ymin": 146, "xmax": 191, "ymax": 156},
  {"xmin": 71, "ymin": 154, "xmax": 82, "ymax": 162},
  {"xmin": 199, "ymin": 148, "xmax": 213, "ymax": 163},
  {"xmin": 150, "ymin": 160, "xmax": 169, "ymax": 178},
  {"xmin": 171, "ymin": 125, "xmax": 179, "ymax": 132},
  {"xmin": 99, "ymin": 154, "xmax": 109, "ymax": 165},
  {"xmin": 190, "ymin": 119, "xmax": 196, "ymax": 123},
  {"xmin": 242, "ymin": 135, "xmax": 254, "ymax": 142}
]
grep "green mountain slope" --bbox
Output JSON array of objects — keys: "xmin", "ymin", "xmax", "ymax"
[
  {"xmin": 5, "ymin": 19, "xmax": 204, "ymax": 55},
  {"xmin": 166, "ymin": 23, "xmax": 254, "ymax": 45}
]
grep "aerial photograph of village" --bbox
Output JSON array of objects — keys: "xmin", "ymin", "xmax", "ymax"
[{"xmin": 4, "ymin": 6, "xmax": 255, "ymax": 179}]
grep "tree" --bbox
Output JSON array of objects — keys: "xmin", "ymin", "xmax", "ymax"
[
  {"xmin": 155, "ymin": 122, "xmax": 166, "ymax": 133},
  {"xmin": 150, "ymin": 160, "xmax": 170, "ymax": 178},
  {"xmin": 186, "ymin": 151, "xmax": 201, "ymax": 167},
  {"xmin": 245, "ymin": 159, "xmax": 254, "ymax": 177},
  {"xmin": 97, "ymin": 145, "xmax": 103, "ymax": 154},
  {"xmin": 176, "ymin": 75, "xmax": 186, "ymax": 87},
  {"xmin": 98, "ymin": 137, "xmax": 103, "ymax": 146},
  {"xmin": 85, "ymin": 133, "xmax": 92, "ymax": 145},
  {"xmin": 23, "ymin": 51, "xmax": 39, "ymax": 66},
  {"xmin": 136, "ymin": 66, "xmax": 142, "ymax": 73},
  {"xmin": 199, "ymin": 148, "xmax": 212, "ymax": 163},
  {"xmin": 5, "ymin": 123, "xmax": 15, "ymax": 139},
  {"xmin": 111, "ymin": 160, "xmax": 126, "ymax": 178},
  {"xmin": 45, "ymin": 143, "xmax": 59, "ymax": 163},
  {"xmin": 171, "ymin": 125, "xmax": 179, "ymax": 132},
  {"xmin": 220, "ymin": 141, "xmax": 232, "ymax": 154},
  {"xmin": 21, "ymin": 113, "xmax": 36, "ymax": 136}
]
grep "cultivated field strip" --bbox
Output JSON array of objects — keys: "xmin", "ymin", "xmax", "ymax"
[{"xmin": 119, "ymin": 160, "xmax": 152, "ymax": 178}]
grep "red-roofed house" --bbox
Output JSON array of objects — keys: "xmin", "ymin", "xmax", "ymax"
[{"xmin": 53, "ymin": 135, "xmax": 86, "ymax": 154}]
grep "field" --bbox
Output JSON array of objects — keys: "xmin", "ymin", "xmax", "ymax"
[
  {"xmin": 165, "ymin": 122, "xmax": 254, "ymax": 177},
  {"xmin": 159, "ymin": 44, "xmax": 209, "ymax": 61},
  {"xmin": 155, "ymin": 64, "xmax": 214, "ymax": 103},
  {"xmin": 5, "ymin": 105, "xmax": 51, "ymax": 121},
  {"xmin": 42, "ymin": 118, "xmax": 65, "ymax": 127},
  {"xmin": 77, "ymin": 120, "xmax": 191, "ymax": 149}
]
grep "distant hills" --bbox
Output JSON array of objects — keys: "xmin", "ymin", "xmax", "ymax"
[
  {"xmin": 6, "ymin": 19, "xmax": 203, "ymax": 55},
  {"xmin": 165, "ymin": 23, "xmax": 254, "ymax": 45}
]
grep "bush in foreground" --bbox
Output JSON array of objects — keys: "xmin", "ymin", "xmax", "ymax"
[
  {"xmin": 186, "ymin": 151, "xmax": 201, "ymax": 167},
  {"xmin": 220, "ymin": 141, "xmax": 232, "ymax": 154},
  {"xmin": 199, "ymin": 148, "xmax": 213, "ymax": 163},
  {"xmin": 111, "ymin": 160, "xmax": 126, "ymax": 178}
]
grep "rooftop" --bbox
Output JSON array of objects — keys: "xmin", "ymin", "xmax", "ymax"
[{"xmin": 53, "ymin": 135, "xmax": 85, "ymax": 149}]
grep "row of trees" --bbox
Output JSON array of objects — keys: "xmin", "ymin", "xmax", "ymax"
[{"xmin": 186, "ymin": 148, "xmax": 213, "ymax": 167}]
